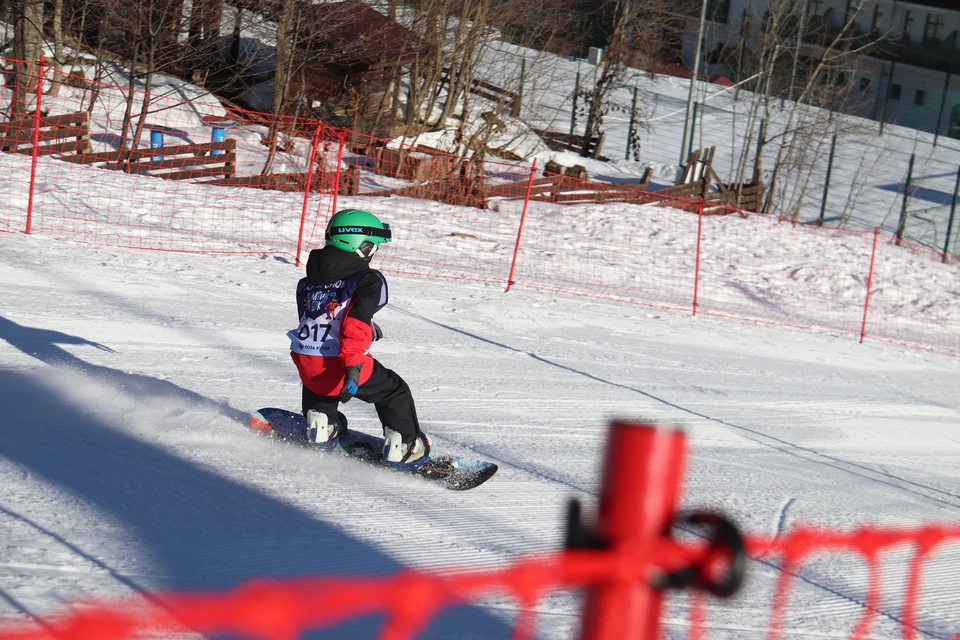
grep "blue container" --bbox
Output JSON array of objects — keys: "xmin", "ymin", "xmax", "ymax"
[
  {"xmin": 211, "ymin": 126, "xmax": 225, "ymax": 155},
  {"xmin": 150, "ymin": 130, "xmax": 164, "ymax": 162}
]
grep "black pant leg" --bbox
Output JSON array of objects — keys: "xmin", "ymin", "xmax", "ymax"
[
  {"xmin": 354, "ymin": 360, "xmax": 421, "ymax": 443},
  {"xmin": 302, "ymin": 385, "xmax": 340, "ymax": 426}
]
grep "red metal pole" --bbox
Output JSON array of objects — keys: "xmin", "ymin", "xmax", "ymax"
[
  {"xmin": 505, "ymin": 158, "xmax": 537, "ymax": 293},
  {"xmin": 24, "ymin": 56, "xmax": 45, "ymax": 235},
  {"xmin": 860, "ymin": 227, "xmax": 881, "ymax": 344},
  {"xmin": 295, "ymin": 124, "xmax": 322, "ymax": 267},
  {"xmin": 579, "ymin": 421, "xmax": 686, "ymax": 640},
  {"xmin": 692, "ymin": 197, "xmax": 705, "ymax": 316}
]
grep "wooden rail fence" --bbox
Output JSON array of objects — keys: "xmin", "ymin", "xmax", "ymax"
[{"xmin": 1, "ymin": 112, "xmax": 763, "ymax": 212}]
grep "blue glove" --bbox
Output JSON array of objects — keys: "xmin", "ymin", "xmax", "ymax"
[{"xmin": 338, "ymin": 365, "xmax": 361, "ymax": 403}]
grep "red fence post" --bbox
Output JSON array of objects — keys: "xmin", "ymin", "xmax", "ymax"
[
  {"xmin": 860, "ymin": 227, "xmax": 881, "ymax": 344},
  {"xmin": 295, "ymin": 124, "xmax": 323, "ymax": 267},
  {"xmin": 692, "ymin": 197, "xmax": 705, "ymax": 315},
  {"xmin": 505, "ymin": 158, "xmax": 537, "ymax": 293},
  {"xmin": 24, "ymin": 56, "xmax": 45, "ymax": 235},
  {"xmin": 579, "ymin": 421, "xmax": 686, "ymax": 640}
]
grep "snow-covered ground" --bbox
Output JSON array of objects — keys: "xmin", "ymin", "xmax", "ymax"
[
  {"xmin": 2, "ymin": 216, "xmax": 960, "ymax": 638},
  {"xmin": 5, "ymin": 25, "xmax": 960, "ymax": 255},
  {"xmin": 425, "ymin": 39, "xmax": 960, "ymax": 255},
  {"xmin": 504, "ymin": 42, "xmax": 960, "ymax": 248},
  {"xmin": 7, "ymin": 25, "xmax": 960, "ymax": 260},
  {"xmin": 2, "ymin": 17, "xmax": 960, "ymax": 640}
]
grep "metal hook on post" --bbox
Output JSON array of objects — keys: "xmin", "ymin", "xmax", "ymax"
[
  {"xmin": 653, "ymin": 511, "xmax": 747, "ymax": 598},
  {"xmin": 575, "ymin": 421, "xmax": 746, "ymax": 640}
]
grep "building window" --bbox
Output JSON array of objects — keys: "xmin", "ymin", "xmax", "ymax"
[
  {"xmin": 924, "ymin": 14, "xmax": 944, "ymax": 42},
  {"xmin": 902, "ymin": 10, "xmax": 913, "ymax": 42},
  {"xmin": 844, "ymin": 0, "xmax": 857, "ymax": 24},
  {"xmin": 915, "ymin": 89, "xmax": 926, "ymax": 106},
  {"xmin": 859, "ymin": 77, "xmax": 871, "ymax": 92},
  {"xmin": 890, "ymin": 84, "xmax": 901, "ymax": 100},
  {"xmin": 871, "ymin": 5, "xmax": 883, "ymax": 32}
]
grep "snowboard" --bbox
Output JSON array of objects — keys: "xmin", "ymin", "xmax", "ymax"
[{"xmin": 249, "ymin": 408, "xmax": 498, "ymax": 491}]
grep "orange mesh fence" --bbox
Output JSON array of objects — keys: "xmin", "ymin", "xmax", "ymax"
[
  {"xmin": 2, "ymin": 58, "xmax": 960, "ymax": 357},
  {"xmin": 0, "ymin": 524, "xmax": 959, "ymax": 640},
  {"xmin": 861, "ymin": 234, "xmax": 960, "ymax": 358},
  {"xmin": 0, "ymin": 60, "xmax": 40, "ymax": 235},
  {"xmin": 507, "ymin": 172, "xmax": 701, "ymax": 312},
  {"xmin": 1, "ymin": 60, "xmax": 339, "ymax": 255},
  {"xmin": 318, "ymin": 128, "xmax": 533, "ymax": 284},
  {"xmin": 693, "ymin": 211, "xmax": 877, "ymax": 337}
]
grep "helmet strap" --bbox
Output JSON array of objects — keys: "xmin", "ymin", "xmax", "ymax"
[{"xmin": 356, "ymin": 241, "xmax": 378, "ymax": 261}]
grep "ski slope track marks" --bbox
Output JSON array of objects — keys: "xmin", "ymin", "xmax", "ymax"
[{"xmin": 1, "ymin": 233, "xmax": 960, "ymax": 638}]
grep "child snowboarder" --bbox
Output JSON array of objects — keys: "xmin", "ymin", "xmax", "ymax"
[{"xmin": 288, "ymin": 209, "xmax": 431, "ymax": 464}]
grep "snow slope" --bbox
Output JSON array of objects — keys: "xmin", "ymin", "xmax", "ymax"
[
  {"xmin": 2, "ymin": 228, "xmax": 960, "ymax": 639},
  {"xmin": 472, "ymin": 41, "xmax": 960, "ymax": 253},
  {"xmin": 5, "ymin": 32, "xmax": 960, "ymax": 257},
  {"xmin": 0, "ymin": 20, "xmax": 959, "ymax": 638}
]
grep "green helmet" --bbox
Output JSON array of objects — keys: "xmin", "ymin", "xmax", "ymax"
[{"xmin": 324, "ymin": 209, "xmax": 392, "ymax": 260}]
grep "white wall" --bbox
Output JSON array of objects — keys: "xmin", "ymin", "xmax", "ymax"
[
  {"xmin": 678, "ymin": 0, "xmax": 960, "ymax": 137},
  {"xmin": 880, "ymin": 62, "xmax": 960, "ymax": 136},
  {"xmin": 722, "ymin": 0, "xmax": 960, "ymax": 47}
]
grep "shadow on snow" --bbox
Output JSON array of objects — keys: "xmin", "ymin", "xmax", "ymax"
[{"xmin": 0, "ymin": 316, "xmax": 513, "ymax": 638}]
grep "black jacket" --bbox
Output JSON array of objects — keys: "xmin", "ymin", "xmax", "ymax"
[{"xmin": 298, "ymin": 246, "xmax": 383, "ymax": 323}]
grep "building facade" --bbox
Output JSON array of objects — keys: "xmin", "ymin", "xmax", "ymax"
[{"xmin": 683, "ymin": 0, "xmax": 960, "ymax": 138}]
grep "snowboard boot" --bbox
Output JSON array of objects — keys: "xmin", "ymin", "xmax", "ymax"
[
  {"xmin": 382, "ymin": 427, "xmax": 431, "ymax": 465},
  {"xmin": 306, "ymin": 410, "xmax": 345, "ymax": 444}
]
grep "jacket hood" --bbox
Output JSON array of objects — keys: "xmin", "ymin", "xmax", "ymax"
[{"xmin": 305, "ymin": 245, "xmax": 370, "ymax": 286}]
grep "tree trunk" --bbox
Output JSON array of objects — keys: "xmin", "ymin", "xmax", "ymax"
[
  {"xmin": 263, "ymin": 0, "xmax": 295, "ymax": 176},
  {"xmin": 119, "ymin": 32, "xmax": 142, "ymax": 150},
  {"xmin": 579, "ymin": 0, "xmax": 630, "ymax": 158},
  {"xmin": 130, "ymin": 39, "xmax": 158, "ymax": 159},
  {"xmin": 85, "ymin": 7, "xmax": 110, "ymax": 115},
  {"xmin": 10, "ymin": 0, "xmax": 44, "ymax": 117},
  {"xmin": 437, "ymin": 1, "xmax": 470, "ymax": 124},
  {"xmin": 47, "ymin": 0, "xmax": 63, "ymax": 97}
]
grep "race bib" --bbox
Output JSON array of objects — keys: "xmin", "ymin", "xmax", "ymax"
[{"xmin": 289, "ymin": 280, "xmax": 349, "ymax": 356}]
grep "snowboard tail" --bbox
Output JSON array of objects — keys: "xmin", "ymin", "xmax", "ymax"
[{"xmin": 249, "ymin": 408, "xmax": 497, "ymax": 491}]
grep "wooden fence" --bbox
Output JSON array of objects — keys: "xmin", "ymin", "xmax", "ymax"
[
  {"xmin": 203, "ymin": 165, "xmax": 360, "ymax": 195},
  {"xmin": 652, "ymin": 148, "xmax": 765, "ymax": 213},
  {"xmin": 438, "ymin": 69, "xmax": 521, "ymax": 118},
  {"xmin": 532, "ymin": 128, "xmax": 607, "ymax": 160},
  {"xmin": 1, "ymin": 111, "xmax": 762, "ymax": 213},
  {"xmin": 60, "ymin": 139, "xmax": 237, "ymax": 181},
  {"xmin": 0, "ymin": 112, "xmax": 90, "ymax": 157}
]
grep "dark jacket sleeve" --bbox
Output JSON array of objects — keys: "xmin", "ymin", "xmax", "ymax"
[
  {"xmin": 346, "ymin": 272, "xmax": 383, "ymax": 323},
  {"xmin": 340, "ymin": 272, "xmax": 383, "ymax": 368},
  {"xmin": 295, "ymin": 278, "xmax": 308, "ymax": 321}
]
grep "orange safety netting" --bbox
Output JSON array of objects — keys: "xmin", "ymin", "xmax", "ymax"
[
  {"xmin": 1, "ymin": 58, "xmax": 960, "ymax": 358},
  {"xmin": 0, "ymin": 524, "xmax": 959, "ymax": 640}
]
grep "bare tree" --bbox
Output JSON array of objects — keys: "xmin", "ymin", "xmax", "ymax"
[
  {"xmin": 391, "ymin": 0, "xmax": 576, "ymax": 150},
  {"xmin": 575, "ymin": 0, "xmax": 684, "ymax": 158},
  {"xmin": 8, "ymin": 0, "xmax": 44, "ymax": 116},
  {"xmin": 261, "ymin": 0, "xmax": 296, "ymax": 174},
  {"xmin": 719, "ymin": 0, "xmax": 887, "ymax": 217},
  {"xmin": 46, "ymin": 0, "xmax": 64, "ymax": 96}
]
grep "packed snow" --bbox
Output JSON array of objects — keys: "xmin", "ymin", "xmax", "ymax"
[
  {"xmin": 2, "ymin": 16, "xmax": 960, "ymax": 640},
  {"xmin": 2, "ymin": 204, "xmax": 960, "ymax": 638}
]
